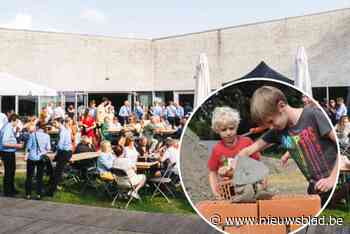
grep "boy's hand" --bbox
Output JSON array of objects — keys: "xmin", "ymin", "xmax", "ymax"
[
  {"xmin": 261, "ymin": 178, "xmax": 268, "ymax": 190},
  {"xmin": 315, "ymin": 177, "xmax": 335, "ymax": 192},
  {"xmin": 214, "ymin": 186, "xmax": 222, "ymax": 200},
  {"xmin": 280, "ymin": 154, "xmax": 289, "ymax": 168}
]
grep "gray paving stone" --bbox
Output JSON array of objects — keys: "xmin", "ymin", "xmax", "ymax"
[
  {"xmin": 297, "ymin": 225, "xmax": 350, "ymax": 234},
  {"xmin": 10, "ymin": 220, "xmax": 60, "ymax": 234},
  {"xmin": 0, "ymin": 197, "xmax": 219, "ymax": 234},
  {"xmin": 0, "ymin": 214, "xmax": 35, "ymax": 234}
]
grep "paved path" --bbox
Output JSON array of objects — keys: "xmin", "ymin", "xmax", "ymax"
[
  {"xmin": 0, "ymin": 197, "xmax": 220, "ymax": 234},
  {"xmin": 0, "ymin": 197, "xmax": 348, "ymax": 233}
]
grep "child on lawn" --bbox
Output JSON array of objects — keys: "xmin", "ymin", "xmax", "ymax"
[{"xmin": 237, "ymin": 86, "xmax": 338, "ymax": 205}]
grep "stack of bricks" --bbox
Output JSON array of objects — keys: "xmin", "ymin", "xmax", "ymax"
[{"xmin": 196, "ymin": 195, "xmax": 321, "ymax": 234}]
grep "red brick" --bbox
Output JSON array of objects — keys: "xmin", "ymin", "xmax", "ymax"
[
  {"xmin": 224, "ymin": 224, "xmax": 286, "ymax": 234},
  {"xmin": 196, "ymin": 201, "xmax": 258, "ymax": 226},
  {"xmin": 258, "ymin": 195, "xmax": 321, "ymax": 218}
]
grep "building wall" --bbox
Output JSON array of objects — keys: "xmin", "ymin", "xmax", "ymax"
[
  {"xmin": 153, "ymin": 8, "xmax": 350, "ymax": 90},
  {"xmin": 0, "ymin": 30, "xmax": 153, "ymax": 92},
  {"xmin": 0, "ymin": 8, "xmax": 349, "ymax": 93}
]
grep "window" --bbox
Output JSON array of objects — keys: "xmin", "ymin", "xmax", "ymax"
[
  {"xmin": 1, "ymin": 96, "xmax": 15, "ymax": 113},
  {"xmin": 19, "ymin": 96, "xmax": 38, "ymax": 116}
]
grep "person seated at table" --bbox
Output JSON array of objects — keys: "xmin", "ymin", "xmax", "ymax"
[
  {"xmin": 39, "ymin": 107, "xmax": 51, "ymax": 125},
  {"xmin": 106, "ymin": 101, "xmax": 116, "ymax": 121},
  {"xmin": 159, "ymin": 138, "xmax": 180, "ymax": 182},
  {"xmin": 96, "ymin": 97, "xmax": 109, "ymax": 127},
  {"xmin": 75, "ymin": 135, "xmax": 96, "ymax": 153},
  {"xmin": 124, "ymin": 136, "xmax": 140, "ymax": 166},
  {"xmin": 329, "ymin": 155, "xmax": 350, "ymax": 208},
  {"xmin": 128, "ymin": 115, "xmax": 142, "ymax": 136},
  {"xmin": 336, "ymin": 115, "xmax": 350, "ymax": 147},
  {"xmin": 109, "ymin": 117, "xmax": 122, "ymax": 131},
  {"xmin": 141, "ymin": 111, "xmax": 151, "ymax": 127},
  {"xmin": 159, "ymin": 116, "xmax": 170, "ymax": 130},
  {"xmin": 101, "ymin": 116, "xmax": 113, "ymax": 142},
  {"xmin": 113, "ymin": 145, "xmax": 146, "ymax": 200},
  {"xmin": 68, "ymin": 118, "xmax": 79, "ymax": 152},
  {"xmin": 136, "ymin": 136, "xmax": 150, "ymax": 157},
  {"xmin": 97, "ymin": 140, "xmax": 117, "ymax": 181},
  {"xmin": 143, "ymin": 116, "xmax": 165, "ymax": 152},
  {"xmin": 172, "ymin": 117, "xmax": 187, "ymax": 139},
  {"xmin": 67, "ymin": 104, "xmax": 75, "ymax": 120},
  {"xmin": 117, "ymin": 135, "xmax": 126, "ymax": 146},
  {"xmin": 80, "ymin": 109, "xmax": 97, "ymax": 148},
  {"xmin": 74, "ymin": 135, "xmax": 97, "ymax": 179}
]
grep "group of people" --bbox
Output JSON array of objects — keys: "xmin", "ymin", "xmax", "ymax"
[
  {"xmin": 0, "ymin": 115, "xmax": 76, "ymax": 198},
  {"xmin": 318, "ymin": 97, "xmax": 349, "ymax": 147},
  {"xmin": 0, "ymin": 97, "xmax": 184, "ymax": 200},
  {"xmin": 97, "ymin": 137, "xmax": 180, "ymax": 199},
  {"xmin": 208, "ymin": 86, "xmax": 338, "ymax": 206},
  {"xmin": 319, "ymin": 97, "xmax": 348, "ymax": 125}
]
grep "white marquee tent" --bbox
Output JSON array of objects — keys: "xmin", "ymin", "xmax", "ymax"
[{"xmin": 0, "ymin": 72, "xmax": 57, "ymax": 96}]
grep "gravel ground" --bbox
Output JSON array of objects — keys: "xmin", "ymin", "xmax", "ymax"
[{"xmin": 180, "ymin": 129, "xmax": 309, "ymax": 206}]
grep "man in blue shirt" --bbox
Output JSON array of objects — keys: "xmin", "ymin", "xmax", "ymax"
[
  {"xmin": 151, "ymin": 102, "xmax": 163, "ymax": 117},
  {"xmin": 0, "ymin": 111, "xmax": 7, "ymax": 130},
  {"xmin": 0, "ymin": 114, "xmax": 23, "ymax": 197},
  {"xmin": 118, "ymin": 100, "xmax": 131, "ymax": 125},
  {"xmin": 175, "ymin": 102, "xmax": 184, "ymax": 126},
  {"xmin": 134, "ymin": 101, "xmax": 144, "ymax": 121},
  {"xmin": 47, "ymin": 117, "xmax": 72, "ymax": 196},
  {"xmin": 25, "ymin": 122, "xmax": 51, "ymax": 199},
  {"xmin": 336, "ymin": 97, "xmax": 348, "ymax": 122},
  {"xmin": 166, "ymin": 101, "xmax": 177, "ymax": 128}
]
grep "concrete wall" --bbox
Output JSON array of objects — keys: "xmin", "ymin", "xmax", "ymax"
[
  {"xmin": 0, "ymin": 8, "xmax": 349, "ymax": 93},
  {"xmin": 0, "ymin": 30, "xmax": 153, "ymax": 92},
  {"xmin": 153, "ymin": 8, "xmax": 350, "ymax": 90}
]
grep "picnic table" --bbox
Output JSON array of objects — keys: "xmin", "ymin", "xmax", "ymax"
[
  {"xmin": 108, "ymin": 127, "xmax": 123, "ymax": 133},
  {"xmin": 108, "ymin": 126, "xmax": 137, "ymax": 136},
  {"xmin": 157, "ymin": 129, "xmax": 176, "ymax": 135},
  {"xmin": 47, "ymin": 130, "xmax": 59, "ymax": 135},
  {"xmin": 47, "ymin": 151, "xmax": 99, "ymax": 162},
  {"xmin": 136, "ymin": 161, "xmax": 159, "ymax": 170},
  {"xmin": 154, "ymin": 129, "xmax": 177, "ymax": 142}
]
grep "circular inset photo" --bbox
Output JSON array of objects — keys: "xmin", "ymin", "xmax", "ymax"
[{"xmin": 179, "ymin": 79, "xmax": 339, "ymax": 234}]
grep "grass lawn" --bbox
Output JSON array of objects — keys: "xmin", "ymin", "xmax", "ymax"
[
  {"xmin": 322, "ymin": 206, "xmax": 350, "ymax": 225},
  {"xmin": 0, "ymin": 172, "xmax": 195, "ymax": 215}
]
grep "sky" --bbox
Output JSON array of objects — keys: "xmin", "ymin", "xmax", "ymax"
[{"xmin": 0, "ymin": 1, "xmax": 349, "ymax": 39}]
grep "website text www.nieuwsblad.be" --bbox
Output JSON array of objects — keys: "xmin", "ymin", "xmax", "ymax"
[{"xmin": 208, "ymin": 214, "xmax": 344, "ymax": 226}]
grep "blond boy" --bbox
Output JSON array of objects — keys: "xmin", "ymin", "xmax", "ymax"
[{"xmin": 208, "ymin": 107, "xmax": 261, "ymax": 199}]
